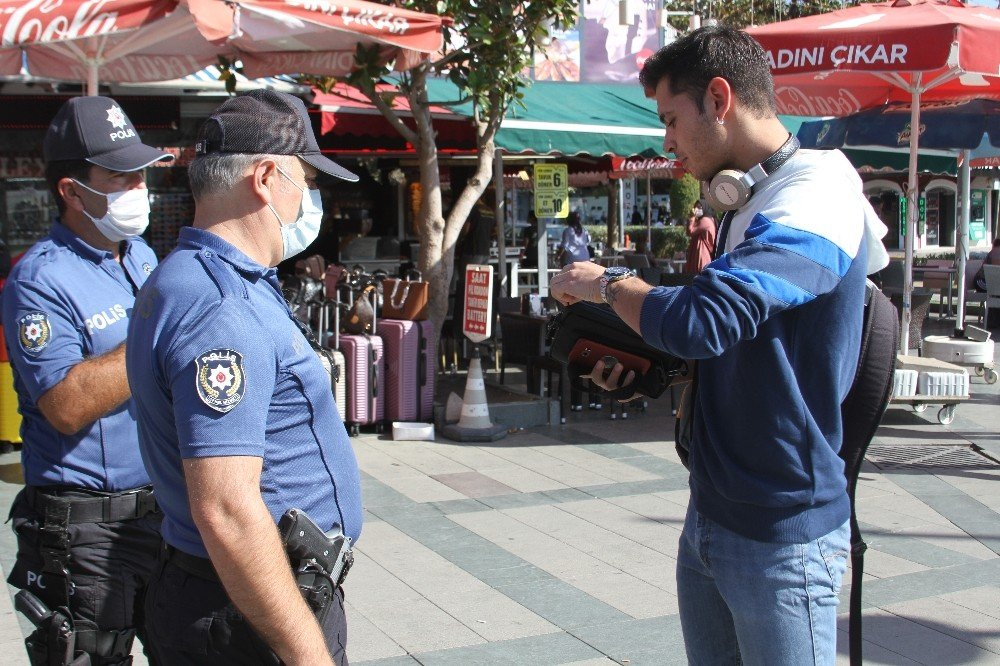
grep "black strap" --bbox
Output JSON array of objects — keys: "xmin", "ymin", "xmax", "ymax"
[
  {"xmin": 26, "ymin": 486, "xmax": 157, "ymax": 525},
  {"xmin": 713, "ymin": 211, "xmax": 734, "ymax": 260},
  {"xmin": 838, "ymin": 283, "xmax": 899, "ymax": 666}
]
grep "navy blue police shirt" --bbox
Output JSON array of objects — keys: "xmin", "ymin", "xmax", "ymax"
[
  {"xmin": 1, "ymin": 221, "xmax": 156, "ymax": 491},
  {"xmin": 126, "ymin": 227, "xmax": 363, "ymax": 558}
]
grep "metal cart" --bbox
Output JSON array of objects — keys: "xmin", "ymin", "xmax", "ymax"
[{"xmin": 890, "ymin": 394, "xmax": 968, "ymax": 425}]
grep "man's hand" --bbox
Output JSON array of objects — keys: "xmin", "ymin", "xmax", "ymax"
[
  {"xmin": 551, "ymin": 262, "xmax": 654, "ymax": 337},
  {"xmin": 585, "ymin": 358, "xmax": 640, "ymax": 399},
  {"xmin": 550, "ymin": 261, "xmax": 604, "ymax": 306}
]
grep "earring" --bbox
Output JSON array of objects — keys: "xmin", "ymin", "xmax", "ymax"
[{"xmin": 716, "ymin": 117, "xmax": 725, "ymax": 126}]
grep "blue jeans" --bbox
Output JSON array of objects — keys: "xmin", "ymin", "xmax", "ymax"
[{"xmin": 676, "ymin": 504, "xmax": 850, "ymax": 666}]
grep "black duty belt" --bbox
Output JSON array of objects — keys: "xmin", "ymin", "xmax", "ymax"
[
  {"xmin": 165, "ymin": 544, "xmax": 220, "ymax": 582},
  {"xmin": 25, "ymin": 485, "xmax": 158, "ymax": 525}
]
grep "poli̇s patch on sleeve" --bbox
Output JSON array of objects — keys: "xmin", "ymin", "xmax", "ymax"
[
  {"xmin": 194, "ymin": 349, "xmax": 246, "ymax": 413},
  {"xmin": 18, "ymin": 312, "xmax": 52, "ymax": 355}
]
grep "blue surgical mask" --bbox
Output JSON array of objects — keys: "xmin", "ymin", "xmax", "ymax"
[{"xmin": 268, "ymin": 165, "xmax": 324, "ymax": 261}]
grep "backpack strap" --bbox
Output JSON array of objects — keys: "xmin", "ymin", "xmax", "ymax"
[{"xmin": 839, "ymin": 281, "xmax": 900, "ymax": 666}]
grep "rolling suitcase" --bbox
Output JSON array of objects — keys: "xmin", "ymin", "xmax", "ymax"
[
  {"xmin": 339, "ymin": 334, "xmax": 384, "ymax": 436},
  {"xmin": 338, "ymin": 285, "xmax": 383, "ymax": 436},
  {"xmin": 380, "ymin": 319, "xmax": 435, "ymax": 422},
  {"xmin": 319, "ymin": 299, "xmax": 348, "ymax": 424}
]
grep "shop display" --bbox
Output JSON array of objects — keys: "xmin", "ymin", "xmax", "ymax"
[
  {"xmin": 1, "ymin": 179, "xmax": 55, "ymax": 253},
  {"xmin": 148, "ymin": 189, "xmax": 194, "ymax": 259}
]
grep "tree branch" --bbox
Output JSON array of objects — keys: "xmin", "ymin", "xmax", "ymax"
[{"xmin": 360, "ymin": 73, "xmax": 421, "ymax": 146}]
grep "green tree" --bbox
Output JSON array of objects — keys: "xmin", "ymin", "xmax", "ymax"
[
  {"xmin": 319, "ymin": 1, "xmax": 577, "ymax": 341},
  {"xmin": 670, "ymin": 173, "xmax": 701, "ymax": 224}
]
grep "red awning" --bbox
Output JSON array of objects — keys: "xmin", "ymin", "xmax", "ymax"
[{"xmin": 311, "ymin": 83, "xmax": 474, "ymax": 151}]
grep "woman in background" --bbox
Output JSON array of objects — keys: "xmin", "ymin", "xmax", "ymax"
[
  {"xmin": 559, "ymin": 212, "xmax": 591, "ymax": 267},
  {"xmin": 685, "ymin": 201, "xmax": 716, "ymax": 273}
]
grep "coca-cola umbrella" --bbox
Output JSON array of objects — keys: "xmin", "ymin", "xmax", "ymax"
[
  {"xmin": 748, "ymin": 0, "xmax": 1000, "ymax": 354},
  {"xmin": 797, "ymin": 99, "xmax": 1000, "ymax": 333},
  {"xmin": 0, "ymin": 0, "xmax": 444, "ymax": 95}
]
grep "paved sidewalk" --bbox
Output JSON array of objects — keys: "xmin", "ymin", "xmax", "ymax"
[{"xmin": 1, "ymin": 321, "xmax": 998, "ymax": 665}]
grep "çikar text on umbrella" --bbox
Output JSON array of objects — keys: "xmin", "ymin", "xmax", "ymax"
[{"xmin": 768, "ymin": 44, "xmax": 908, "ymax": 71}]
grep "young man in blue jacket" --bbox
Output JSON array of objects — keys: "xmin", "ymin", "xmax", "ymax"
[{"xmin": 551, "ymin": 25, "xmax": 888, "ymax": 665}]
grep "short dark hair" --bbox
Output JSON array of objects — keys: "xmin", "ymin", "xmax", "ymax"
[
  {"xmin": 639, "ymin": 25, "xmax": 776, "ymax": 116},
  {"xmin": 44, "ymin": 160, "xmax": 93, "ymax": 216}
]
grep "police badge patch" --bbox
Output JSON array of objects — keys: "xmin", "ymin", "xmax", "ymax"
[
  {"xmin": 18, "ymin": 312, "xmax": 52, "ymax": 355},
  {"xmin": 195, "ymin": 349, "xmax": 246, "ymax": 413}
]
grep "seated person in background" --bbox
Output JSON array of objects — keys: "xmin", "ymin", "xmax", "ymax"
[
  {"xmin": 522, "ymin": 223, "xmax": 540, "ymax": 268},
  {"xmin": 558, "ymin": 212, "xmax": 591, "ymax": 267},
  {"xmin": 974, "ymin": 237, "xmax": 1000, "ymax": 292}
]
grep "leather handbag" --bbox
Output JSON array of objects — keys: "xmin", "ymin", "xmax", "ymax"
[
  {"xmin": 547, "ymin": 302, "xmax": 687, "ymax": 400},
  {"xmin": 382, "ymin": 270, "xmax": 428, "ymax": 321},
  {"xmin": 344, "ymin": 284, "xmax": 376, "ymax": 334}
]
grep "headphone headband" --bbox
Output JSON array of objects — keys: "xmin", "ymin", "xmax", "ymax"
[{"xmin": 706, "ymin": 134, "xmax": 800, "ymax": 212}]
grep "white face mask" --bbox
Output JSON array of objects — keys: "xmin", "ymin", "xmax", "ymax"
[
  {"xmin": 268, "ymin": 165, "xmax": 324, "ymax": 262},
  {"xmin": 72, "ymin": 179, "xmax": 151, "ymax": 242}
]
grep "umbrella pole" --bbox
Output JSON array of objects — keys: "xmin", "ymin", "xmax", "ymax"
[
  {"xmin": 902, "ymin": 85, "xmax": 921, "ymax": 355},
  {"xmin": 955, "ymin": 151, "xmax": 971, "ymax": 336},
  {"xmin": 86, "ymin": 61, "xmax": 98, "ymax": 96},
  {"xmin": 646, "ymin": 171, "xmax": 652, "ymax": 249}
]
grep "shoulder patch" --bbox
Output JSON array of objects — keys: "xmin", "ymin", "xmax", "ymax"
[
  {"xmin": 18, "ymin": 312, "xmax": 51, "ymax": 355},
  {"xmin": 194, "ymin": 349, "xmax": 246, "ymax": 413}
]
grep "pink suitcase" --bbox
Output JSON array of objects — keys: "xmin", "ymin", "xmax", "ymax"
[
  {"xmin": 380, "ymin": 319, "xmax": 435, "ymax": 422},
  {"xmin": 339, "ymin": 334, "xmax": 384, "ymax": 436}
]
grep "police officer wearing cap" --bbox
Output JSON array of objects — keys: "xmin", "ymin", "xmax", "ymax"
[
  {"xmin": 1, "ymin": 97, "xmax": 171, "ymax": 664},
  {"xmin": 127, "ymin": 90, "xmax": 363, "ymax": 665}
]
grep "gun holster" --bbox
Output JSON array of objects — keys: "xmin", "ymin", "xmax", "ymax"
[
  {"xmin": 16, "ymin": 590, "xmax": 90, "ymax": 666},
  {"xmin": 278, "ymin": 509, "xmax": 354, "ymax": 626}
]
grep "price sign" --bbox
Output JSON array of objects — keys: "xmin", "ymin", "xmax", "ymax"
[
  {"xmin": 533, "ymin": 164, "xmax": 569, "ymax": 218},
  {"xmin": 463, "ymin": 265, "xmax": 494, "ymax": 343}
]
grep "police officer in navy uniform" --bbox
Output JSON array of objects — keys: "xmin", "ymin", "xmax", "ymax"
[
  {"xmin": 126, "ymin": 90, "xmax": 363, "ymax": 665},
  {"xmin": 2, "ymin": 97, "xmax": 172, "ymax": 664}
]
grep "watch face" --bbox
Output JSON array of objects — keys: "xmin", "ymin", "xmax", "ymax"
[{"xmin": 605, "ymin": 266, "xmax": 630, "ymax": 278}]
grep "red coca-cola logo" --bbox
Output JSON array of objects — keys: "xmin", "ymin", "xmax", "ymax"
[
  {"xmin": 1, "ymin": 0, "xmax": 131, "ymax": 47},
  {"xmin": 774, "ymin": 86, "xmax": 863, "ymax": 116},
  {"xmin": 620, "ymin": 158, "xmax": 680, "ymax": 171}
]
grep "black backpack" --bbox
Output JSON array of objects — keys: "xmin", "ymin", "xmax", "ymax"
[{"xmin": 838, "ymin": 281, "xmax": 899, "ymax": 666}]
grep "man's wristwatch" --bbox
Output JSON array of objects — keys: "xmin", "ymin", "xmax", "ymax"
[{"xmin": 599, "ymin": 266, "xmax": 635, "ymax": 304}]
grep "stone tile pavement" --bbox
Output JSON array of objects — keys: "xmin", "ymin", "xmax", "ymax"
[{"xmin": 1, "ymin": 319, "xmax": 998, "ymax": 665}]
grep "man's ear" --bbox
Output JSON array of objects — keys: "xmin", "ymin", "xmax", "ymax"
[
  {"xmin": 252, "ymin": 159, "xmax": 280, "ymax": 205},
  {"xmin": 57, "ymin": 178, "xmax": 87, "ymax": 214},
  {"xmin": 705, "ymin": 76, "xmax": 734, "ymax": 123}
]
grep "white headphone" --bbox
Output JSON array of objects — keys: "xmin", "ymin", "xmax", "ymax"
[{"xmin": 705, "ymin": 135, "xmax": 800, "ymax": 212}]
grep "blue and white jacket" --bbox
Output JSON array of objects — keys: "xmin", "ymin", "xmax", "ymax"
[{"xmin": 640, "ymin": 149, "xmax": 889, "ymax": 544}]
